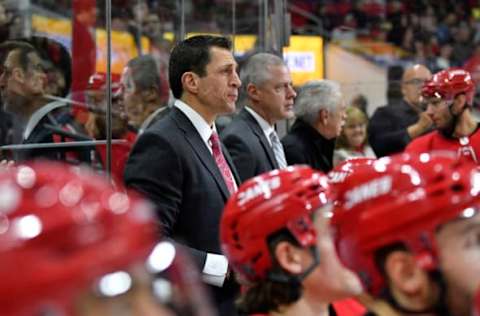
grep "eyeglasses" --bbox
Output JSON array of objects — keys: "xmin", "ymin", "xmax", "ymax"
[{"xmin": 403, "ymin": 78, "xmax": 427, "ymax": 86}]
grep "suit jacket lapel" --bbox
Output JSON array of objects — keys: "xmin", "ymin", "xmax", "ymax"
[
  {"xmin": 171, "ymin": 107, "xmax": 231, "ymax": 199},
  {"xmin": 240, "ymin": 109, "xmax": 279, "ymax": 169}
]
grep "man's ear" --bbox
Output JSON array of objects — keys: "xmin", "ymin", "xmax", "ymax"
[
  {"xmin": 274, "ymin": 241, "xmax": 305, "ymax": 275},
  {"xmin": 141, "ymin": 88, "xmax": 160, "ymax": 104},
  {"xmin": 317, "ymin": 109, "xmax": 329, "ymax": 126},
  {"xmin": 385, "ymin": 250, "xmax": 427, "ymax": 295},
  {"xmin": 181, "ymin": 72, "xmax": 199, "ymax": 95},
  {"xmin": 12, "ymin": 67, "xmax": 24, "ymax": 83},
  {"xmin": 246, "ymin": 83, "xmax": 260, "ymax": 102}
]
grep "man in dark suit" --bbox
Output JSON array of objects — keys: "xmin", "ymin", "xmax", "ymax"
[
  {"xmin": 221, "ymin": 53, "xmax": 296, "ymax": 182},
  {"xmin": 282, "ymin": 80, "xmax": 346, "ymax": 173},
  {"xmin": 124, "ymin": 35, "xmax": 241, "ymax": 315}
]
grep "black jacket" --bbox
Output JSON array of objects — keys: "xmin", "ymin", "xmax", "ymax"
[
  {"xmin": 368, "ymin": 100, "xmax": 420, "ymax": 157},
  {"xmin": 281, "ymin": 119, "xmax": 336, "ymax": 173}
]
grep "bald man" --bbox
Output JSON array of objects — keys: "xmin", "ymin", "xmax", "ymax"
[{"xmin": 368, "ymin": 64, "xmax": 433, "ymax": 157}]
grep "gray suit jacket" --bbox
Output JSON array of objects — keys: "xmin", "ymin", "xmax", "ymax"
[{"xmin": 221, "ymin": 108, "xmax": 278, "ymax": 183}]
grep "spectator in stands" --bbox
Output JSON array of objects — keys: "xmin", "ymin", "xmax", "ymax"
[
  {"xmin": 282, "ymin": 80, "xmax": 346, "ymax": 172},
  {"xmin": 451, "ymin": 22, "xmax": 473, "ymax": 66},
  {"xmin": 221, "ymin": 53, "xmax": 296, "ymax": 183},
  {"xmin": 85, "ymin": 72, "xmax": 127, "ymax": 140},
  {"xmin": 334, "ymin": 106, "xmax": 375, "ymax": 166},
  {"xmin": 368, "ymin": 64, "xmax": 433, "ymax": 157},
  {"xmin": 121, "ymin": 54, "xmax": 169, "ymax": 134},
  {"xmin": 84, "ymin": 72, "xmax": 134, "ymax": 183}
]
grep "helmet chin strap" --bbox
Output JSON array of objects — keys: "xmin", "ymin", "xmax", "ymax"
[
  {"xmin": 267, "ymin": 246, "xmax": 320, "ymax": 284},
  {"xmin": 439, "ymin": 101, "xmax": 468, "ymax": 138}
]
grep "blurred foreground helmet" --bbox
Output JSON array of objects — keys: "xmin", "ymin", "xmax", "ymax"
[
  {"xmin": 332, "ymin": 153, "xmax": 480, "ymax": 296},
  {"xmin": 0, "ymin": 161, "xmax": 216, "ymax": 316},
  {"xmin": 422, "ymin": 68, "xmax": 475, "ymax": 105},
  {"xmin": 220, "ymin": 165, "xmax": 331, "ymax": 283},
  {"xmin": 328, "ymin": 157, "xmax": 376, "ymax": 185}
]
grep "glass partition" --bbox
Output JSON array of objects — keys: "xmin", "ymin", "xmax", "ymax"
[{"xmin": 0, "ymin": 0, "xmax": 327, "ymax": 180}]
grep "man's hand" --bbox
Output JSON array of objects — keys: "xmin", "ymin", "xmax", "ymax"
[{"xmin": 407, "ymin": 112, "xmax": 433, "ymax": 139}]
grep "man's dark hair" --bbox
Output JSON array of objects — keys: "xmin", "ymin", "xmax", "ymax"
[
  {"xmin": 0, "ymin": 40, "xmax": 38, "ymax": 72},
  {"xmin": 168, "ymin": 35, "xmax": 232, "ymax": 99},
  {"xmin": 237, "ymin": 229, "xmax": 303, "ymax": 314},
  {"xmin": 127, "ymin": 54, "xmax": 161, "ymax": 94}
]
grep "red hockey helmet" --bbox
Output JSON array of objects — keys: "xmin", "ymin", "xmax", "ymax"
[
  {"xmin": 220, "ymin": 166, "xmax": 331, "ymax": 283},
  {"xmin": 0, "ymin": 161, "xmax": 158, "ymax": 315},
  {"xmin": 87, "ymin": 72, "xmax": 122, "ymax": 96},
  {"xmin": 332, "ymin": 153, "xmax": 480, "ymax": 296},
  {"xmin": 328, "ymin": 157, "xmax": 377, "ymax": 185},
  {"xmin": 422, "ymin": 68, "xmax": 476, "ymax": 105}
]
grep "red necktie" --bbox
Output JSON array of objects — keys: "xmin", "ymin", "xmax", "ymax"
[{"xmin": 210, "ymin": 132, "xmax": 236, "ymax": 194}]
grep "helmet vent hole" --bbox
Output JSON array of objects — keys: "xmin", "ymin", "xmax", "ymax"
[
  {"xmin": 451, "ymin": 183, "xmax": 464, "ymax": 192},
  {"xmin": 251, "ymin": 252, "xmax": 262, "ymax": 263}
]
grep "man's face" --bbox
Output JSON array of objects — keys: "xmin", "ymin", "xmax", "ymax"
[
  {"xmin": 254, "ymin": 65, "xmax": 296, "ymax": 124},
  {"xmin": 121, "ymin": 66, "xmax": 146, "ymax": 129},
  {"xmin": 0, "ymin": 50, "xmax": 46, "ymax": 114},
  {"xmin": 325, "ymin": 100, "xmax": 347, "ymax": 139},
  {"xmin": 303, "ymin": 206, "xmax": 363, "ymax": 302},
  {"xmin": 436, "ymin": 212, "xmax": 480, "ymax": 316},
  {"xmin": 426, "ymin": 97, "xmax": 453, "ymax": 129},
  {"xmin": 402, "ymin": 65, "xmax": 432, "ymax": 109},
  {"xmin": 196, "ymin": 46, "xmax": 241, "ymax": 116}
]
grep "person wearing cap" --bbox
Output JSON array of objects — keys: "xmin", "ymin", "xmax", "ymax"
[
  {"xmin": 0, "ymin": 161, "xmax": 217, "ymax": 316},
  {"xmin": 405, "ymin": 68, "xmax": 480, "ymax": 164},
  {"xmin": 84, "ymin": 72, "xmax": 134, "ymax": 183},
  {"xmin": 221, "ymin": 165, "xmax": 364, "ymax": 315},
  {"xmin": 332, "ymin": 153, "xmax": 480, "ymax": 316}
]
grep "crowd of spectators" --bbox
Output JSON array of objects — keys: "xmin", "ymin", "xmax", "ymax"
[{"xmin": 291, "ymin": 0, "xmax": 480, "ymax": 71}]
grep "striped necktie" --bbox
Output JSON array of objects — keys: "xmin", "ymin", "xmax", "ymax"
[{"xmin": 269, "ymin": 131, "xmax": 287, "ymax": 169}]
